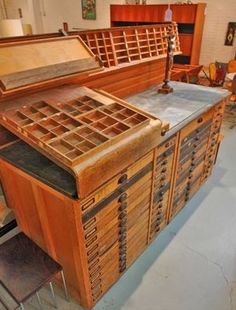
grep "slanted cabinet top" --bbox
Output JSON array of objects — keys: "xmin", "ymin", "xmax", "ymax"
[{"xmin": 0, "ymin": 36, "xmax": 103, "ymax": 97}]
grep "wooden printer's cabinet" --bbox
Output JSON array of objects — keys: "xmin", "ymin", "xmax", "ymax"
[
  {"xmin": 0, "ymin": 25, "xmax": 227, "ymax": 310},
  {"xmin": 0, "ymin": 97, "xmax": 226, "ymax": 309}
]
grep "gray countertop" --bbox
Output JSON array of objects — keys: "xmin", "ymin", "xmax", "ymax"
[{"xmin": 126, "ymin": 82, "xmax": 229, "ymax": 139}]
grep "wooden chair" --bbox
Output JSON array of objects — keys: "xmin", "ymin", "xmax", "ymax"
[
  {"xmin": 225, "ymin": 60, "xmax": 236, "ymax": 102},
  {"xmin": 171, "ymin": 64, "xmax": 203, "ymax": 84},
  {"xmin": 0, "ymin": 232, "xmax": 69, "ymax": 309}
]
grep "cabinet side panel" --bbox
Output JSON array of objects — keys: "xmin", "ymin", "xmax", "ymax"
[{"xmin": 0, "ymin": 159, "xmax": 92, "ymax": 309}]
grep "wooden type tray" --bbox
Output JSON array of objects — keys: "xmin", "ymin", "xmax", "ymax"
[
  {"xmin": 79, "ymin": 23, "xmax": 181, "ymax": 68},
  {"xmin": 0, "ymin": 85, "xmax": 162, "ymax": 198}
]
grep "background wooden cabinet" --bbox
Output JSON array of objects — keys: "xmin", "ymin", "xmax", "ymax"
[{"xmin": 110, "ymin": 3, "xmax": 206, "ymax": 65}]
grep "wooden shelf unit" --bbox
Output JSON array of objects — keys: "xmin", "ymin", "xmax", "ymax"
[{"xmin": 110, "ymin": 3, "xmax": 206, "ymax": 65}]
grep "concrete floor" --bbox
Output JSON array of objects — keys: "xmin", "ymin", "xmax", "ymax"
[{"xmin": 1, "ymin": 119, "xmax": 236, "ymax": 310}]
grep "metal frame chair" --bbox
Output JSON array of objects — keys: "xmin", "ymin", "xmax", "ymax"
[{"xmin": 0, "ymin": 232, "xmax": 69, "ymax": 309}]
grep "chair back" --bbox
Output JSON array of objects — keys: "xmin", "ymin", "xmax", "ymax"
[{"xmin": 228, "ymin": 60, "xmax": 236, "ymax": 73}]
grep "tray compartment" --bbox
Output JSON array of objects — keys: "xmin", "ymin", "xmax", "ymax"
[
  {"xmin": 39, "ymin": 119, "xmax": 59, "ymax": 130},
  {"xmin": 51, "ymin": 125, "xmax": 70, "ymax": 135},
  {"xmin": 50, "ymin": 139, "xmax": 74, "ymax": 154},
  {"xmin": 61, "ymin": 118, "xmax": 83, "ymax": 130},
  {"xmin": 87, "ymin": 132, "xmax": 108, "ymax": 145},
  {"xmin": 103, "ymin": 127, "xmax": 121, "ymax": 137},
  {"xmin": 66, "ymin": 149, "xmax": 83, "ymax": 159},
  {"xmin": 76, "ymin": 140, "xmax": 96, "ymax": 152},
  {"xmin": 52, "ymin": 113, "xmax": 70, "ymax": 122},
  {"xmin": 24, "ymin": 124, "xmax": 49, "ymax": 138},
  {"xmin": 64, "ymin": 133, "xmax": 84, "ymax": 145}
]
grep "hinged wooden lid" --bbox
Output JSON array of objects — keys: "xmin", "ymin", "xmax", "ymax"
[{"xmin": 0, "ymin": 36, "xmax": 103, "ymax": 98}]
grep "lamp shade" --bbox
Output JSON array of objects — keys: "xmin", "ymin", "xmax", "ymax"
[
  {"xmin": 22, "ymin": 23, "xmax": 33, "ymax": 35},
  {"xmin": 0, "ymin": 19, "xmax": 24, "ymax": 37}
]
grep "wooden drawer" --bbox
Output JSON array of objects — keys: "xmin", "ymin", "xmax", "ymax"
[
  {"xmin": 149, "ymin": 221, "xmax": 166, "ymax": 241},
  {"xmin": 82, "ymin": 171, "xmax": 152, "ymax": 225},
  {"xmin": 127, "ymin": 211, "xmax": 149, "ymax": 240},
  {"xmin": 214, "ymin": 100, "xmax": 226, "ymax": 117},
  {"xmin": 88, "ymin": 241, "xmax": 119, "ymax": 274},
  {"xmin": 157, "ymin": 134, "xmax": 177, "ymax": 155},
  {"xmin": 177, "ymin": 147, "xmax": 206, "ymax": 176},
  {"xmin": 83, "ymin": 175, "xmax": 151, "ymax": 230},
  {"xmin": 127, "ymin": 203, "xmax": 149, "ymax": 230},
  {"xmin": 84, "ymin": 191, "xmax": 151, "ymax": 256},
  {"xmin": 156, "ymin": 152, "xmax": 174, "ymax": 172},
  {"xmin": 180, "ymin": 109, "xmax": 213, "ymax": 140},
  {"xmin": 81, "ymin": 151, "xmax": 154, "ymax": 214},
  {"xmin": 127, "ymin": 151, "xmax": 154, "ymax": 179},
  {"xmin": 185, "ymin": 176, "xmax": 202, "ymax": 201},
  {"xmin": 127, "ymin": 234, "xmax": 148, "ymax": 267},
  {"xmin": 180, "ymin": 129, "xmax": 210, "ymax": 160},
  {"xmin": 181, "ymin": 119, "xmax": 211, "ymax": 147}
]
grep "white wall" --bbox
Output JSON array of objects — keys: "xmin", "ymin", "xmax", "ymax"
[
  {"xmin": 199, "ymin": 0, "xmax": 236, "ymax": 65},
  {"xmin": 39, "ymin": 0, "xmax": 123, "ymax": 33}
]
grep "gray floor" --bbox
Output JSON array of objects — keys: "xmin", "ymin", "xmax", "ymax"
[{"xmin": 1, "ymin": 118, "xmax": 236, "ymax": 310}]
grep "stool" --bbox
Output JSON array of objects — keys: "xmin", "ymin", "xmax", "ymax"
[{"xmin": 0, "ymin": 232, "xmax": 69, "ymax": 309}]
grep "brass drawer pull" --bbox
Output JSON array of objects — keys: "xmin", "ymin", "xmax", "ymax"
[
  {"xmin": 119, "ymin": 244, "xmax": 127, "ymax": 250},
  {"xmin": 119, "ymin": 211, "xmax": 127, "ymax": 220},
  {"xmin": 120, "ymin": 240, "xmax": 127, "ymax": 247},
  {"xmin": 118, "ymin": 193, "xmax": 127, "ymax": 203},
  {"xmin": 119, "ymin": 235, "xmax": 126, "ymax": 242},
  {"xmin": 119, "ymin": 266, "xmax": 126, "ymax": 273},
  {"xmin": 119, "ymin": 202, "xmax": 127, "ymax": 212},
  {"xmin": 118, "ymin": 174, "xmax": 128, "ymax": 184},
  {"xmin": 120, "ymin": 253, "xmax": 126, "ymax": 260},
  {"xmin": 119, "ymin": 227, "xmax": 127, "ymax": 234},
  {"xmin": 161, "ymin": 160, "xmax": 168, "ymax": 166},
  {"xmin": 119, "ymin": 218, "xmax": 127, "ymax": 226}
]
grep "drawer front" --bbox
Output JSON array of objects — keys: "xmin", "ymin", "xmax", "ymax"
[
  {"xmin": 201, "ymin": 100, "xmax": 226, "ymax": 183},
  {"xmin": 168, "ymin": 113, "xmax": 213, "ymax": 221},
  {"xmin": 81, "ymin": 151, "xmax": 154, "ymax": 214},
  {"xmin": 82, "ymin": 153, "xmax": 154, "ymax": 301},
  {"xmin": 149, "ymin": 134, "xmax": 177, "ymax": 242},
  {"xmin": 180, "ymin": 108, "xmax": 213, "ymax": 140},
  {"xmin": 157, "ymin": 135, "xmax": 177, "ymax": 155}
]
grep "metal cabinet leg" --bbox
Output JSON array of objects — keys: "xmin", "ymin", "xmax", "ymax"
[
  {"xmin": 20, "ymin": 303, "xmax": 25, "ymax": 310},
  {"xmin": 61, "ymin": 270, "xmax": 69, "ymax": 301},
  {"xmin": 49, "ymin": 282, "xmax": 57, "ymax": 308},
  {"xmin": 36, "ymin": 292, "xmax": 43, "ymax": 310}
]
